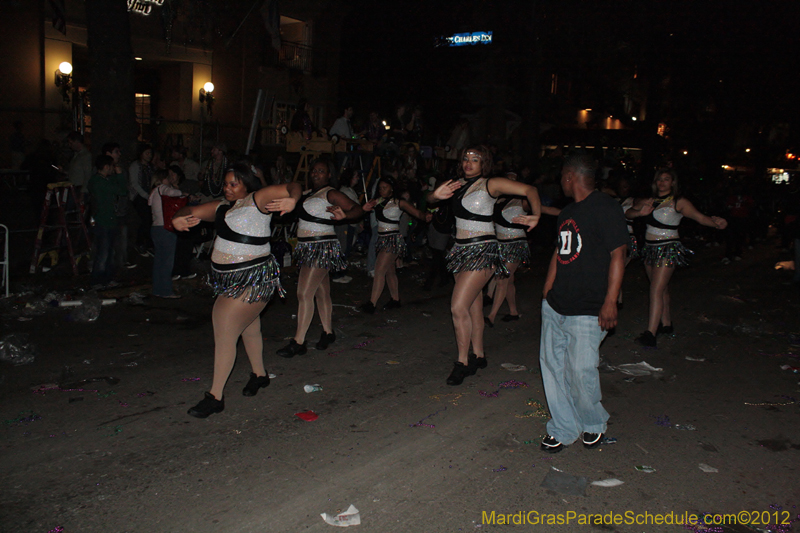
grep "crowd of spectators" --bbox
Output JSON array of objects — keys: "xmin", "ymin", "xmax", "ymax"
[{"xmin": 6, "ymin": 99, "xmax": 800, "ymax": 293}]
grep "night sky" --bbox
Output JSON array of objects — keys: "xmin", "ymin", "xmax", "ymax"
[{"xmin": 339, "ymin": 0, "xmax": 800, "ymax": 147}]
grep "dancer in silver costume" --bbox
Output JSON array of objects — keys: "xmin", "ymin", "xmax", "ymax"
[
  {"xmin": 172, "ymin": 163, "xmax": 301, "ymax": 418},
  {"xmin": 428, "ymin": 145, "xmax": 542, "ymax": 385},
  {"xmin": 484, "ymin": 197, "xmax": 530, "ymax": 327},
  {"xmin": 361, "ymin": 177, "xmax": 432, "ymax": 313},
  {"xmin": 486, "ymin": 174, "xmax": 562, "ymax": 326},
  {"xmin": 277, "ymin": 160, "xmax": 363, "ymax": 357},
  {"xmin": 626, "ymin": 168, "xmax": 727, "ymax": 347}
]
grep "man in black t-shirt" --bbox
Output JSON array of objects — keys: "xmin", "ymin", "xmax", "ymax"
[{"xmin": 539, "ymin": 154, "xmax": 629, "ymax": 454}]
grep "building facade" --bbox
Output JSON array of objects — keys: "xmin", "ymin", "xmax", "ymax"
[{"xmin": 0, "ymin": 0, "xmax": 343, "ymax": 166}]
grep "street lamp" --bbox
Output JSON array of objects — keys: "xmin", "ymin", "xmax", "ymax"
[
  {"xmin": 199, "ymin": 82, "xmax": 215, "ymax": 116},
  {"xmin": 199, "ymin": 82, "xmax": 215, "ymax": 169},
  {"xmin": 55, "ymin": 61, "xmax": 73, "ymax": 104}
]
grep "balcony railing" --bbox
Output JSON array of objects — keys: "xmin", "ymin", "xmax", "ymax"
[{"xmin": 279, "ymin": 41, "xmax": 312, "ymax": 73}]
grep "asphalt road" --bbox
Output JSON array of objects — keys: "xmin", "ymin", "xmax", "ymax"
[{"xmin": 1, "ymin": 241, "xmax": 799, "ymax": 532}]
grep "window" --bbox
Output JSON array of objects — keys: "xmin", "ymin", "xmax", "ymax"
[{"xmin": 135, "ymin": 93, "xmax": 151, "ymax": 141}]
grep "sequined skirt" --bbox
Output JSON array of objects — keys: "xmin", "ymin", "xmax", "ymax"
[
  {"xmin": 628, "ymin": 233, "xmax": 640, "ymax": 259},
  {"xmin": 643, "ymin": 238, "xmax": 693, "ymax": 268},
  {"xmin": 446, "ymin": 236, "xmax": 508, "ymax": 276},
  {"xmin": 294, "ymin": 236, "xmax": 347, "ymax": 271},
  {"xmin": 210, "ymin": 254, "xmax": 284, "ymax": 303},
  {"xmin": 498, "ymin": 238, "xmax": 531, "ymax": 266},
  {"xmin": 376, "ymin": 231, "xmax": 407, "ymax": 256}
]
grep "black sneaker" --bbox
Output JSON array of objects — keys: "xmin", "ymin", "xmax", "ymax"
[
  {"xmin": 383, "ymin": 299, "xmax": 401, "ymax": 310},
  {"xmin": 242, "ymin": 373, "xmax": 270, "ymax": 397},
  {"xmin": 276, "ymin": 339, "xmax": 307, "ymax": 358},
  {"xmin": 657, "ymin": 323, "xmax": 674, "ymax": 335},
  {"xmin": 446, "ymin": 362, "xmax": 473, "ymax": 386},
  {"xmin": 315, "ymin": 331, "xmax": 336, "ymax": 350},
  {"xmin": 582, "ymin": 432, "xmax": 604, "ymax": 449},
  {"xmin": 541, "ymin": 434, "xmax": 564, "ymax": 453},
  {"xmin": 469, "ymin": 353, "xmax": 488, "ymax": 370},
  {"xmin": 187, "ymin": 392, "xmax": 224, "ymax": 418},
  {"xmin": 636, "ymin": 331, "xmax": 657, "ymax": 347},
  {"xmin": 360, "ymin": 301, "xmax": 376, "ymax": 314}
]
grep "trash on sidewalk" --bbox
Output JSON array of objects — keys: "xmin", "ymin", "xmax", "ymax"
[
  {"xmin": 58, "ymin": 298, "xmax": 116, "ymax": 307},
  {"xmin": 515, "ymin": 399, "xmax": 550, "ymax": 419},
  {"xmin": 23, "ymin": 300, "xmax": 49, "ymax": 316},
  {"xmin": 598, "ymin": 358, "xmax": 616, "ymax": 373},
  {"xmin": 304, "ymin": 384, "xmax": 323, "ymax": 393},
  {"xmin": 0, "ymin": 333, "xmax": 38, "ymax": 366},
  {"xmin": 685, "ymin": 356, "xmax": 706, "ymax": 362},
  {"xmin": 127, "ymin": 292, "xmax": 146, "ymax": 305},
  {"xmin": 635, "ymin": 465, "xmax": 656, "ymax": 473},
  {"xmin": 501, "ymin": 363, "xmax": 528, "ymax": 372},
  {"xmin": 295, "ymin": 410, "xmax": 319, "ymax": 422},
  {"xmin": 60, "ymin": 376, "xmax": 120, "ymax": 388},
  {"xmin": 3, "ymin": 412, "xmax": 42, "ymax": 425},
  {"xmin": 540, "ymin": 467, "xmax": 588, "ymax": 496},
  {"xmin": 321, "ymin": 504, "xmax": 361, "ymax": 527},
  {"xmin": 69, "ymin": 296, "xmax": 101, "ymax": 322},
  {"xmin": 480, "ymin": 380, "xmax": 528, "ymax": 398},
  {"xmin": 654, "ymin": 414, "xmax": 671, "ymax": 427},
  {"xmin": 698, "ymin": 463, "xmax": 718, "ymax": 473},
  {"xmin": 774, "ymin": 260, "xmax": 795, "ymax": 270},
  {"xmin": 674, "ymin": 424, "xmax": 697, "ymax": 431},
  {"xmin": 498, "ymin": 379, "xmax": 528, "ymax": 388},
  {"xmin": 617, "ymin": 361, "xmax": 663, "ymax": 376},
  {"xmin": 591, "ymin": 478, "xmax": 624, "ymax": 487},
  {"xmin": 780, "ymin": 365, "xmax": 800, "ymax": 373}
]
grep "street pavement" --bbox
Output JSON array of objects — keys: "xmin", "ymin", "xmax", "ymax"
[{"xmin": 1, "ymin": 242, "xmax": 799, "ymax": 532}]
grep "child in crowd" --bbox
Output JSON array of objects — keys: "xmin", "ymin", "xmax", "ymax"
[{"xmin": 149, "ymin": 167, "xmax": 186, "ymax": 298}]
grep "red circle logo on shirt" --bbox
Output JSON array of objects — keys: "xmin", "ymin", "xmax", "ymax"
[{"xmin": 557, "ymin": 218, "xmax": 583, "ymax": 264}]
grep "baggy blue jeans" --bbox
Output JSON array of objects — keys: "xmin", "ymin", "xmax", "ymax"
[{"xmin": 539, "ymin": 299, "xmax": 609, "ymax": 445}]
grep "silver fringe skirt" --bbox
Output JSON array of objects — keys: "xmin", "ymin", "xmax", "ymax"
[
  {"xmin": 376, "ymin": 231, "xmax": 407, "ymax": 256},
  {"xmin": 446, "ymin": 237, "xmax": 508, "ymax": 276},
  {"xmin": 498, "ymin": 237, "xmax": 531, "ymax": 266},
  {"xmin": 294, "ymin": 236, "xmax": 347, "ymax": 271},
  {"xmin": 210, "ymin": 254, "xmax": 284, "ymax": 303},
  {"xmin": 643, "ymin": 238, "xmax": 693, "ymax": 268}
]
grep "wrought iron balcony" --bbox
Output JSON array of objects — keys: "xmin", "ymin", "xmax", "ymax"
[{"xmin": 279, "ymin": 41, "xmax": 312, "ymax": 73}]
